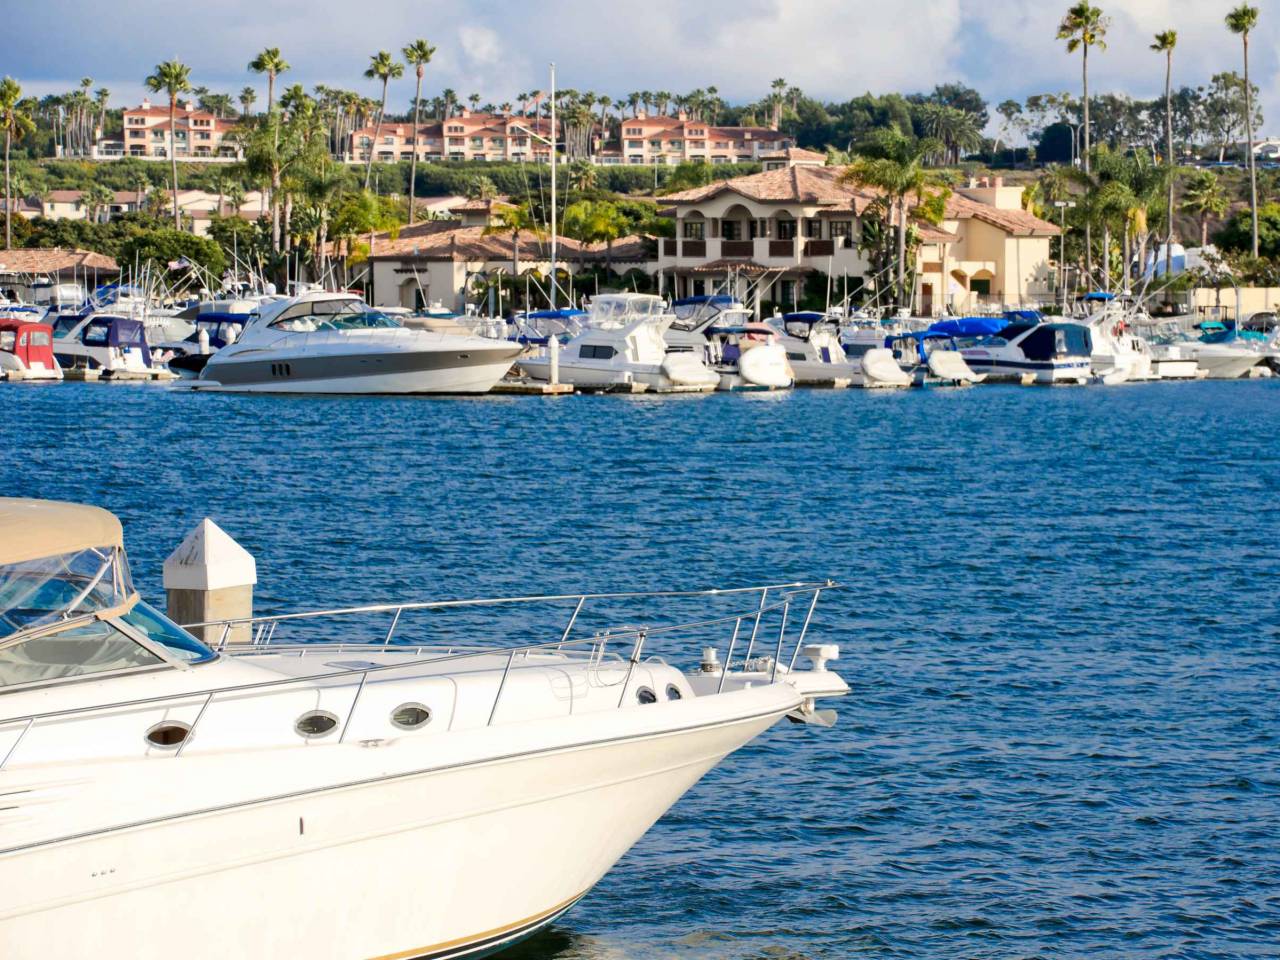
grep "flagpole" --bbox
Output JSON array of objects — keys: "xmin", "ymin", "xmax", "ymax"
[{"xmin": 549, "ymin": 61, "xmax": 557, "ymax": 311}]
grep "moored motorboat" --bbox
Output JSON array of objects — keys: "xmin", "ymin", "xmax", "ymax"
[
  {"xmin": 0, "ymin": 498, "xmax": 849, "ymax": 960},
  {"xmin": 0, "ymin": 319, "xmax": 62, "ymax": 381},
  {"xmin": 770, "ymin": 312, "xmax": 860, "ymax": 387},
  {"xmin": 50, "ymin": 313, "xmax": 155, "ymax": 379},
  {"xmin": 960, "ymin": 320, "xmax": 1093, "ymax": 384},
  {"xmin": 519, "ymin": 293, "xmax": 719, "ymax": 392},
  {"xmin": 193, "ymin": 291, "xmax": 522, "ymax": 394},
  {"xmin": 668, "ymin": 296, "xmax": 792, "ymax": 390}
]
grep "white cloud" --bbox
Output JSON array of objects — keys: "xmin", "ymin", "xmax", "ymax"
[{"xmin": 5, "ymin": 0, "xmax": 1277, "ymax": 134}]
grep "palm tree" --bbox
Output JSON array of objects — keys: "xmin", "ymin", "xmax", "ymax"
[
  {"xmin": 240, "ymin": 86, "xmax": 257, "ymax": 116},
  {"xmin": 1, "ymin": 77, "xmax": 35, "ymax": 249},
  {"xmin": 93, "ymin": 87, "xmax": 110, "ymax": 145},
  {"xmin": 248, "ymin": 48, "xmax": 289, "ymax": 114},
  {"xmin": 1181, "ymin": 169, "xmax": 1229, "ymax": 246},
  {"xmin": 402, "ymin": 39, "xmax": 436, "ymax": 226},
  {"xmin": 144, "ymin": 59, "xmax": 193, "ymax": 229},
  {"xmin": 1058, "ymin": 1, "xmax": 1109, "ymax": 284},
  {"xmin": 1151, "ymin": 30, "xmax": 1178, "ymax": 277},
  {"xmin": 839, "ymin": 128, "xmax": 947, "ymax": 310},
  {"xmin": 1226, "ymin": 4, "xmax": 1260, "ymax": 258},
  {"xmin": 82, "ymin": 182, "xmax": 114, "ymax": 224},
  {"xmin": 362, "ymin": 51, "xmax": 404, "ymax": 190},
  {"xmin": 482, "ymin": 202, "xmax": 543, "ymax": 279},
  {"xmin": 770, "ymin": 78, "xmax": 787, "ymax": 130}
]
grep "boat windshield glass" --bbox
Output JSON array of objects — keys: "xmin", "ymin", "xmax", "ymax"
[
  {"xmin": 82, "ymin": 320, "xmax": 113, "ymax": 345},
  {"xmin": 0, "ymin": 547, "xmax": 133, "ymax": 636},
  {"xmin": 51, "ymin": 315, "xmax": 83, "ymax": 338},
  {"xmin": 269, "ymin": 299, "xmax": 402, "ymax": 332},
  {"xmin": 0, "ymin": 331, "xmax": 13, "ymax": 351}
]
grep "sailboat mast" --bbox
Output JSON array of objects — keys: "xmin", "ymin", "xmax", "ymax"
[{"xmin": 549, "ymin": 62, "xmax": 557, "ymax": 311}]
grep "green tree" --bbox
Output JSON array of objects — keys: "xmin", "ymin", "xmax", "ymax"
[
  {"xmin": 1181, "ymin": 169, "xmax": 1229, "ymax": 246},
  {"xmin": 1216, "ymin": 200, "xmax": 1280, "ymax": 258},
  {"xmin": 1151, "ymin": 30, "xmax": 1178, "ymax": 276},
  {"xmin": 248, "ymin": 48, "xmax": 289, "ymax": 114},
  {"xmin": 363, "ymin": 51, "xmax": 404, "ymax": 190},
  {"xmin": 562, "ymin": 199, "xmax": 628, "ymax": 271},
  {"xmin": 1, "ymin": 77, "xmax": 36, "ymax": 249},
  {"xmin": 81, "ymin": 182, "xmax": 114, "ymax": 223},
  {"xmin": 839, "ymin": 128, "xmax": 947, "ymax": 309},
  {"xmin": 1058, "ymin": 1, "xmax": 1109, "ymax": 283},
  {"xmin": 402, "ymin": 39, "xmax": 436, "ymax": 226},
  {"xmin": 482, "ymin": 202, "xmax": 543, "ymax": 278},
  {"xmin": 120, "ymin": 228, "xmax": 225, "ymax": 279},
  {"xmin": 1226, "ymin": 3, "xmax": 1260, "ymax": 258},
  {"xmin": 239, "ymin": 86, "xmax": 257, "ymax": 117},
  {"xmin": 144, "ymin": 59, "xmax": 193, "ymax": 230}
]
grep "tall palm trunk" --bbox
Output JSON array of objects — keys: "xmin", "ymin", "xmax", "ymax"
[
  {"xmin": 168, "ymin": 96, "xmax": 181, "ymax": 229},
  {"xmin": 896, "ymin": 197, "xmax": 908, "ymax": 309},
  {"xmin": 408, "ymin": 70, "xmax": 423, "ymax": 224},
  {"xmin": 1082, "ymin": 43, "xmax": 1093, "ymax": 286},
  {"xmin": 1242, "ymin": 33, "xmax": 1259, "ymax": 258},
  {"xmin": 269, "ymin": 73, "xmax": 282, "ymax": 254},
  {"xmin": 363, "ymin": 79, "xmax": 389, "ymax": 190},
  {"xmin": 4, "ymin": 128, "xmax": 11, "ymax": 250},
  {"xmin": 1164, "ymin": 50, "xmax": 1175, "ymax": 277}
]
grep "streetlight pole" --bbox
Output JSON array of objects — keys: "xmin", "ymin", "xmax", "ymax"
[{"xmin": 1054, "ymin": 200, "xmax": 1076, "ymax": 314}]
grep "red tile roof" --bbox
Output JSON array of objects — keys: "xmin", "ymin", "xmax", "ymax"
[{"xmin": 0, "ymin": 247, "xmax": 120, "ymax": 275}]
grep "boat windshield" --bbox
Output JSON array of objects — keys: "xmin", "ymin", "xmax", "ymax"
[
  {"xmin": 0, "ymin": 547, "xmax": 216, "ymax": 687},
  {"xmin": 269, "ymin": 299, "xmax": 403, "ymax": 332},
  {"xmin": 82, "ymin": 320, "xmax": 113, "ymax": 345},
  {"xmin": 51, "ymin": 315, "xmax": 84, "ymax": 338}
]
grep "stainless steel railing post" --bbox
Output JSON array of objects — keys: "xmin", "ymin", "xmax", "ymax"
[
  {"xmin": 175, "ymin": 692, "xmax": 215, "ymax": 759},
  {"xmin": 382, "ymin": 607, "xmax": 403, "ymax": 649},
  {"xmin": 742, "ymin": 588, "xmax": 768, "ymax": 667},
  {"xmin": 771, "ymin": 602, "xmax": 790, "ymax": 683},
  {"xmin": 487, "ymin": 650, "xmax": 517, "ymax": 727},
  {"xmin": 558, "ymin": 596, "xmax": 586, "ymax": 649},
  {"xmin": 338, "ymin": 670, "xmax": 371, "ymax": 743},
  {"xmin": 788, "ymin": 588, "xmax": 822, "ymax": 671},
  {"xmin": 616, "ymin": 629, "xmax": 647, "ymax": 708},
  {"xmin": 0, "ymin": 718, "xmax": 34, "ymax": 771},
  {"xmin": 717, "ymin": 617, "xmax": 742, "ymax": 694}
]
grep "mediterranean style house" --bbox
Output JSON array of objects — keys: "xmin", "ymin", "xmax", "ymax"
[
  {"xmin": 657, "ymin": 154, "xmax": 1060, "ymax": 314},
  {"xmin": 94, "ymin": 101, "xmax": 241, "ymax": 162}
]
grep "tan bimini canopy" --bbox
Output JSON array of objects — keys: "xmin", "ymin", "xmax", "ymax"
[{"xmin": 0, "ymin": 498, "xmax": 124, "ymax": 565}]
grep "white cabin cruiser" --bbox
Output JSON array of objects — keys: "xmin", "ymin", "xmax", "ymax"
[
  {"xmin": 0, "ymin": 499, "xmax": 849, "ymax": 960},
  {"xmin": 960, "ymin": 320, "xmax": 1093, "ymax": 384},
  {"xmin": 50, "ymin": 312, "xmax": 155, "ymax": 378},
  {"xmin": 1134, "ymin": 320, "xmax": 1200, "ymax": 380},
  {"xmin": 1084, "ymin": 305, "xmax": 1155, "ymax": 383},
  {"xmin": 519, "ymin": 294, "xmax": 718, "ymax": 392},
  {"xmin": 0, "ymin": 318, "xmax": 62, "ymax": 381},
  {"xmin": 193, "ymin": 292, "xmax": 522, "ymax": 394},
  {"xmin": 668, "ymin": 297, "xmax": 792, "ymax": 390},
  {"xmin": 770, "ymin": 312, "xmax": 861, "ymax": 387}
]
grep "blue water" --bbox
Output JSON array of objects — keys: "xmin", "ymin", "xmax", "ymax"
[{"xmin": 4, "ymin": 381, "xmax": 1279, "ymax": 958}]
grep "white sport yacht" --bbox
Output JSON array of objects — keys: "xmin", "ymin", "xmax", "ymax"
[
  {"xmin": 770, "ymin": 312, "xmax": 861, "ymax": 387},
  {"xmin": 192, "ymin": 291, "xmax": 522, "ymax": 394},
  {"xmin": 668, "ymin": 297, "xmax": 792, "ymax": 390},
  {"xmin": 519, "ymin": 293, "xmax": 719, "ymax": 392},
  {"xmin": 0, "ymin": 498, "xmax": 849, "ymax": 960},
  {"xmin": 1083, "ymin": 304, "xmax": 1155, "ymax": 383},
  {"xmin": 960, "ymin": 320, "xmax": 1093, "ymax": 384}
]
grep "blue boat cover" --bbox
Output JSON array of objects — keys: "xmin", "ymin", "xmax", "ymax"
[
  {"xmin": 523, "ymin": 308, "xmax": 587, "ymax": 319},
  {"xmin": 782, "ymin": 311, "xmax": 827, "ymax": 322},
  {"xmin": 928, "ymin": 317, "xmax": 1007, "ymax": 337},
  {"xmin": 107, "ymin": 317, "xmax": 151, "ymax": 366},
  {"xmin": 672, "ymin": 296, "xmax": 735, "ymax": 307},
  {"xmin": 1082, "ymin": 292, "xmax": 1115, "ymax": 301}
]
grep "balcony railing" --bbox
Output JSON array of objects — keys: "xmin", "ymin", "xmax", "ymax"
[
  {"xmin": 663, "ymin": 239, "xmax": 677, "ymax": 256},
  {"xmin": 769, "ymin": 240, "xmax": 795, "ymax": 258},
  {"xmin": 682, "ymin": 239, "xmax": 706, "ymax": 258},
  {"xmin": 805, "ymin": 239, "xmax": 834, "ymax": 257},
  {"xmin": 722, "ymin": 240, "xmax": 754, "ymax": 258}
]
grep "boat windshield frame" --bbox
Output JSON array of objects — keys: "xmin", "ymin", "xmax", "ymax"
[{"xmin": 266, "ymin": 299, "xmax": 404, "ymax": 333}]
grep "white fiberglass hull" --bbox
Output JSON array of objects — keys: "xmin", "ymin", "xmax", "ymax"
[
  {"xmin": 0, "ymin": 688, "xmax": 793, "ymax": 960},
  {"xmin": 520, "ymin": 357, "xmax": 716, "ymax": 393},
  {"xmin": 788, "ymin": 358, "xmax": 860, "ymax": 388},
  {"xmin": 0, "ymin": 355, "xmax": 61, "ymax": 381},
  {"xmin": 52, "ymin": 343, "xmax": 152, "ymax": 376},
  {"xmin": 191, "ymin": 358, "xmax": 517, "ymax": 395},
  {"xmin": 1195, "ymin": 350, "xmax": 1261, "ymax": 380}
]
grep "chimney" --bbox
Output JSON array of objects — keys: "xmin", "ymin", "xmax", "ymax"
[
  {"xmin": 184, "ymin": 101, "xmax": 195, "ymax": 112},
  {"xmin": 677, "ymin": 109, "xmax": 688, "ymax": 121},
  {"xmin": 636, "ymin": 108, "xmax": 646, "ymax": 120},
  {"xmin": 141, "ymin": 98, "xmax": 151, "ymax": 110},
  {"xmin": 460, "ymin": 107, "xmax": 471, "ymax": 119}
]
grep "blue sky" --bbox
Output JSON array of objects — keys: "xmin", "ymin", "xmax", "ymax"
[{"xmin": 7, "ymin": 0, "xmax": 1278, "ymax": 140}]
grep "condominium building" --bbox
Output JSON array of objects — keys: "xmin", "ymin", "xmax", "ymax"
[
  {"xmin": 351, "ymin": 111, "xmax": 556, "ymax": 164},
  {"xmin": 598, "ymin": 111, "xmax": 794, "ymax": 165},
  {"xmin": 95, "ymin": 100, "xmax": 241, "ymax": 162}
]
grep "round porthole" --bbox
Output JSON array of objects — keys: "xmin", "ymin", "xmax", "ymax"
[
  {"xmin": 295, "ymin": 710, "xmax": 339, "ymax": 739},
  {"xmin": 144, "ymin": 721, "xmax": 190, "ymax": 749},
  {"xmin": 391, "ymin": 703, "xmax": 432, "ymax": 730},
  {"xmin": 636, "ymin": 686, "xmax": 657, "ymax": 705},
  {"xmin": 666, "ymin": 684, "xmax": 683, "ymax": 701}
]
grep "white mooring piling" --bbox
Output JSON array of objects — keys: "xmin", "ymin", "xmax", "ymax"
[{"xmin": 163, "ymin": 519, "xmax": 257, "ymax": 645}]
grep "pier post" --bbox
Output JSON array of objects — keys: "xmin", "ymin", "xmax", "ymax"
[
  {"xmin": 549, "ymin": 334, "xmax": 560, "ymax": 385},
  {"xmin": 163, "ymin": 518, "xmax": 257, "ymax": 645}
]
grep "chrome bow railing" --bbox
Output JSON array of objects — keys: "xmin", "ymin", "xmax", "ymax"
[{"xmin": 0, "ymin": 581, "xmax": 836, "ymax": 770}]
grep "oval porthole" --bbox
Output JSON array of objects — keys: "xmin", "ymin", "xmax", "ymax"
[
  {"xmin": 636, "ymin": 686, "xmax": 658, "ymax": 705},
  {"xmin": 144, "ymin": 721, "xmax": 190, "ymax": 749},
  {"xmin": 666, "ymin": 684, "xmax": 683, "ymax": 701},
  {"xmin": 295, "ymin": 710, "xmax": 339, "ymax": 739},
  {"xmin": 391, "ymin": 703, "xmax": 432, "ymax": 730}
]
